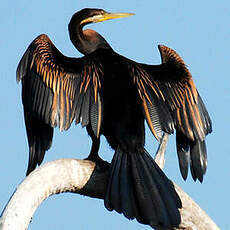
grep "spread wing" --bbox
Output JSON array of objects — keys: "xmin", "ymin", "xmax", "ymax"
[
  {"xmin": 17, "ymin": 34, "xmax": 104, "ymax": 175},
  {"xmin": 129, "ymin": 45, "xmax": 212, "ymax": 182}
]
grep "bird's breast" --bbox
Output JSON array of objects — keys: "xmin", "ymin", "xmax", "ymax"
[{"xmin": 100, "ymin": 64, "xmax": 145, "ymax": 150}]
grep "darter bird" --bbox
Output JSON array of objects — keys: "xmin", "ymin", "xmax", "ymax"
[{"xmin": 17, "ymin": 8, "xmax": 212, "ymax": 228}]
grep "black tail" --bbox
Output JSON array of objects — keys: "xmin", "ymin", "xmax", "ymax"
[{"xmin": 104, "ymin": 147, "xmax": 181, "ymax": 228}]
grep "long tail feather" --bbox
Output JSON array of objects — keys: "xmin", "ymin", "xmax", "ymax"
[{"xmin": 105, "ymin": 147, "xmax": 181, "ymax": 228}]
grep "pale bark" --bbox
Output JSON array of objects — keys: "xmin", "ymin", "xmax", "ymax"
[{"xmin": 0, "ymin": 134, "xmax": 220, "ymax": 230}]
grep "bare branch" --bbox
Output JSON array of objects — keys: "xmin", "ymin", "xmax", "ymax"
[
  {"xmin": 0, "ymin": 138, "xmax": 220, "ymax": 230},
  {"xmin": 0, "ymin": 159, "xmax": 98, "ymax": 230}
]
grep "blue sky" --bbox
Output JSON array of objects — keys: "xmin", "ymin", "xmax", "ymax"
[{"xmin": 1, "ymin": 0, "xmax": 229, "ymax": 229}]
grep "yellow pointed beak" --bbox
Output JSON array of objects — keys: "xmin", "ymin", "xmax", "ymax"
[
  {"xmin": 97, "ymin": 12, "xmax": 135, "ymax": 22},
  {"xmin": 80, "ymin": 11, "xmax": 134, "ymax": 25}
]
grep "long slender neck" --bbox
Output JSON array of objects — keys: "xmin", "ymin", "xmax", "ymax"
[{"xmin": 68, "ymin": 18, "xmax": 111, "ymax": 55}]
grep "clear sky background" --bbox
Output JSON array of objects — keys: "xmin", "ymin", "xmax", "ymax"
[{"xmin": 1, "ymin": 0, "xmax": 229, "ymax": 229}]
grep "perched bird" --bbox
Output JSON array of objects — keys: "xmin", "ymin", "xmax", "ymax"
[{"xmin": 17, "ymin": 8, "xmax": 212, "ymax": 228}]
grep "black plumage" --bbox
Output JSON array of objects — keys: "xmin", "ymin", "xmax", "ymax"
[{"xmin": 17, "ymin": 8, "xmax": 212, "ymax": 228}]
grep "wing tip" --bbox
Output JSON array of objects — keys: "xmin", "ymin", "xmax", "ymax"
[
  {"xmin": 158, "ymin": 44, "xmax": 184, "ymax": 65},
  {"xmin": 158, "ymin": 45, "xmax": 191, "ymax": 79},
  {"xmin": 16, "ymin": 33, "xmax": 51, "ymax": 83}
]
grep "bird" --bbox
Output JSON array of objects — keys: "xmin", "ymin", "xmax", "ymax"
[{"xmin": 17, "ymin": 8, "xmax": 212, "ymax": 228}]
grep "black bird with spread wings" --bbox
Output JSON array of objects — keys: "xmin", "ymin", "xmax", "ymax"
[{"xmin": 17, "ymin": 8, "xmax": 212, "ymax": 228}]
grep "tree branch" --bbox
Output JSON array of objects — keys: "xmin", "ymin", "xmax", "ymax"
[{"xmin": 0, "ymin": 135, "xmax": 220, "ymax": 230}]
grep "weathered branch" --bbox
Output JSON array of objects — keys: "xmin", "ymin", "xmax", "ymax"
[{"xmin": 0, "ymin": 134, "xmax": 220, "ymax": 230}]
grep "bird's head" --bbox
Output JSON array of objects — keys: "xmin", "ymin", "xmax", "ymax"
[
  {"xmin": 72, "ymin": 8, "xmax": 134, "ymax": 27},
  {"xmin": 68, "ymin": 8, "xmax": 134, "ymax": 55}
]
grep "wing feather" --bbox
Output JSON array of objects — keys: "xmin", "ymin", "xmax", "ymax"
[
  {"xmin": 17, "ymin": 34, "xmax": 104, "ymax": 174},
  {"xmin": 129, "ymin": 63, "xmax": 174, "ymax": 141},
  {"xmin": 129, "ymin": 44, "xmax": 212, "ymax": 182}
]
